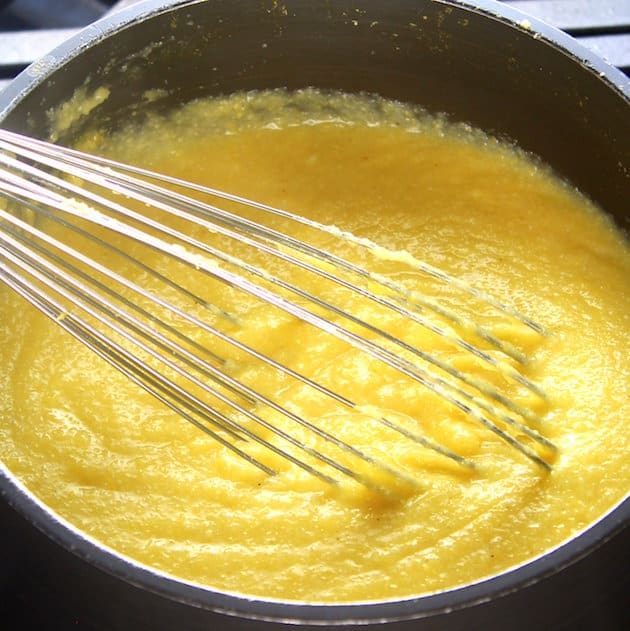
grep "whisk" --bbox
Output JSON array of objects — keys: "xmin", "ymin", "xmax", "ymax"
[{"xmin": 0, "ymin": 128, "xmax": 556, "ymax": 493}]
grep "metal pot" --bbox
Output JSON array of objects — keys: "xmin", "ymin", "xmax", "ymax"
[{"xmin": 1, "ymin": 1, "xmax": 628, "ymax": 629}]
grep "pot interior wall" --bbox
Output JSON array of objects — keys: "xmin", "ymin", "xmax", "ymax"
[{"xmin": 2, "ymin": 0, "xmax": 628, "ymax": 230}]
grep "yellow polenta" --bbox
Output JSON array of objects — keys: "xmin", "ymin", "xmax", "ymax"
[{"xmin": 0, "ymin": 90, "xmax": 628, "ymax": 602}]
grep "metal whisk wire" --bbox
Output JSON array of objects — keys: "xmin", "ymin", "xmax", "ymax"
[{"xmin": 0, "ymin": 129, "xmax": 556, "ymax": 492}]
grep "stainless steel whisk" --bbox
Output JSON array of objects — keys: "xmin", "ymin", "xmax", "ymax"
[{"xmin": 0, "ymin": 129, "xmax": 556, "ymax": 492}]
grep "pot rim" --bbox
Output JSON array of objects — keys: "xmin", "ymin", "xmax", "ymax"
[{"xmin": 0, "ymin": 0, "xmax": 628, "ymax": 624}]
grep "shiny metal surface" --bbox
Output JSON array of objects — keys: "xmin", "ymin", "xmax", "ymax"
[{"xmin": 0, "ymin": 0, "xmax": 628, "ymax": 93}]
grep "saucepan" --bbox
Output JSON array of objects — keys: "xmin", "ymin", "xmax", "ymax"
[{"xmin": 0, "ymin": 1, "xmax": 628, "ymax": 629}]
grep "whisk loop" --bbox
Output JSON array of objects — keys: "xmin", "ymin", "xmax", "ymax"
[{"xmin": 0, "ymin": 129, "xmax": 556, "ymax": 493}]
